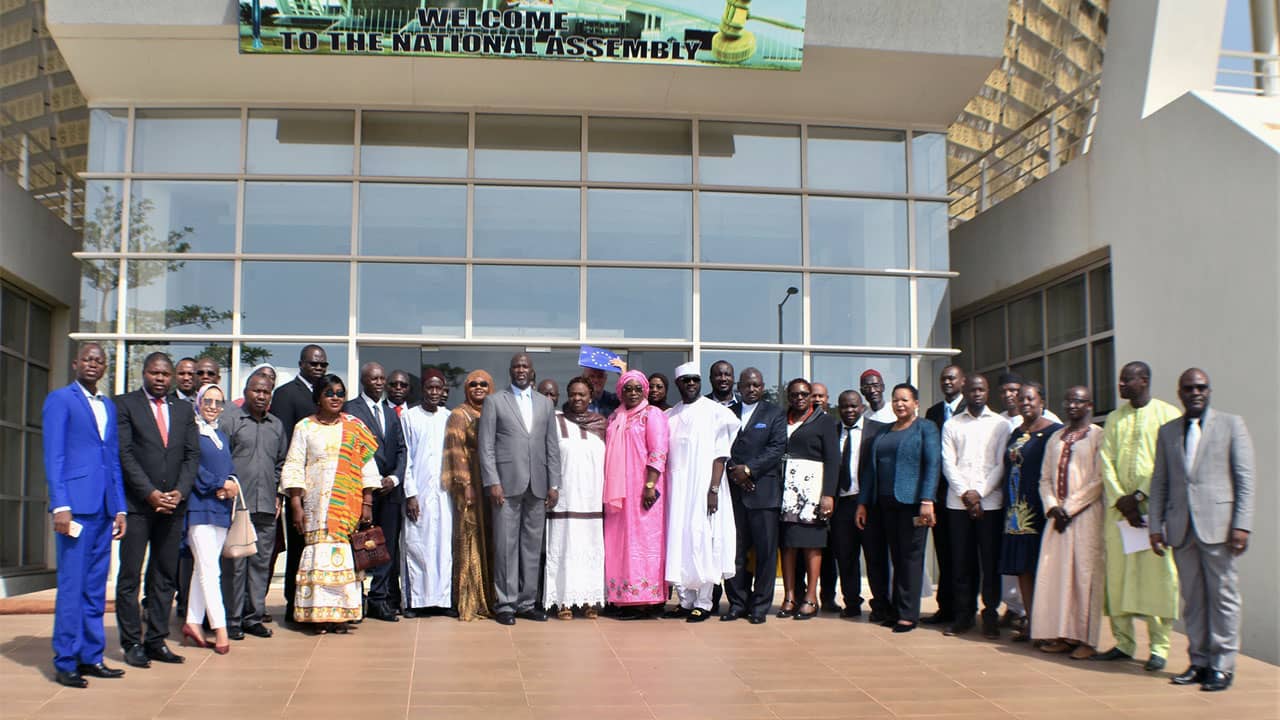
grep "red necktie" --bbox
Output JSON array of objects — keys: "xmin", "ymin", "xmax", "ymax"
[
  {"xmin": 395, "ymin": 404, "xmax": 403, "ymax": 418},
  {"xmin": 152, "ymin": 397, "xmax": 169, "ymax": 447}
]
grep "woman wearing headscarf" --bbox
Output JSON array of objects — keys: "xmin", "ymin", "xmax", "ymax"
[
  {"xmin": 182, "ymin": 384, "xmax": 237, "ymax": 654},
  {"xmin": 442, "ymin": 369, "xmax": 495, "ymax": 621},
  {"xmin": 603, "ymin": 370, "xmax": 670, "ymax": 620},
  {"xmin": 281, "ymin": 374, "xmax": 381, "ymax": 634},
  {"xmin": 544, "ymin": 377, "xmax": 609, "ymax": 619}
]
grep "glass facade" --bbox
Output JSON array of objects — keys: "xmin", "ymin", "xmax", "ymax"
[{"xmin": 77, "ymin": 110, "xmax": 953, "ymax": 397}]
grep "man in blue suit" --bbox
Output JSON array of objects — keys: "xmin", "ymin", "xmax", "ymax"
[{"xmin": 42, "ymin": 342, "xmax": 128, "ymax": 688}]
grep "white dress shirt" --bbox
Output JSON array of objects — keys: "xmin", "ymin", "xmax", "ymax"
[
  {"xmin": 941, "ymin": 405, "xmax": 1009, "ymax": 511},
  {"xmin": 512, "ymin": 384, "xmax": 534, "ymax": 431},
  {"xmin": 868, "ymin": 404, "xmax": 897, "ymax": 424},
  {"xmin": 738, "ymin": 401, "xmax": 758, "ymax": 432},
  {"xmin": 838, "ymin": 420, "xmax": 864, "ymax": 497}
]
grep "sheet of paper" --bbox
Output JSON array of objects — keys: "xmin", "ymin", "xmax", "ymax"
[{"xmin": 1116, "ymin": 515, "xmax": 1151, "ymax": 554}]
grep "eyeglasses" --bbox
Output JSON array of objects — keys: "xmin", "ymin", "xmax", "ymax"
[
  {"xmin": 388, "ymin": 381, "xmax": 409, "ymax": 388},
  {"xmin": 323, "ymin": 388, "xmax": 346, "ymax": 398},
  {"xmin": 788, "ymin": 391, "xmax": 811, "ymax": 398},
  {"xmin": 305, "ymin": 361, "xmax": 329, "ymax": 368},
  {"xmin": 621, "ymin": 384, "xmax": 645, "ymax": 394},
  {"xmin": 195, "ymin": 369, "xmax": 218, "ymax": 377},
  {"xmin": 200, "ymin": 398, "xmax": 225, "ymax": 407},
  {"xmin": 467, "ymin": 381, "xmax": 489, "ymax": 388}
]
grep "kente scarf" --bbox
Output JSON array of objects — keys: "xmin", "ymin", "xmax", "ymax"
[{"xmin": 328, "ymin": 413, "xmax": 378, "ymax": 538}]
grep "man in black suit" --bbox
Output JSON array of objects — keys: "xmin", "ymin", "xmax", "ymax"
[
  {"xmin": 269, "ymin": 344, "xmax": 328, "ymax": 623},
  {"xmin": 827, "ymin": 390, "xmax": 883, "ymax": 619},
  {"xmin": 721, "ymin": 368, "xmax": 786, "ymax": 624},
  {"xmin": 922, "ymin": 364, "xmax": 967, "ymax": 626},
  {"xmin": 344, "ymin": 361, "xmax": 408, "ymax": 620},
  {"xmin": 115, "ymin": 352, "xmax": 200, "ymax": 668}
]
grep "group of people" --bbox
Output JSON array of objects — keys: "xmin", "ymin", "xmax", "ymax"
[{"xmin": 43, "ymin": 342, "xmax": 1254, "ymax": 694}]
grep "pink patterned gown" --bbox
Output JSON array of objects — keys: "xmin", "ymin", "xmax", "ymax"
[{"xmin": 603, "ymin": 405, "xmax": 669, "ymax": 605}]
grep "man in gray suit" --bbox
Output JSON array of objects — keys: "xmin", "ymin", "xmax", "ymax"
[
  {"xmin": 478, "ymin": 353, "xmax": 561, "ymax": 625},
  {"xmin": 1149, "ymin": 368, "xmax": 1254, "ymax": 692}
]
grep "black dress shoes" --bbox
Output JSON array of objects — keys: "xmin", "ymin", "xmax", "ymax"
[
  {"xmin": 495, "ymin": 612, "xmax": 516, "ymax": 626},
  {"xmin": 146, "ymin": 644, "xmax": 185, "ymax": 664},
  {"xmin": 747, "ymin": 614, "xmax": 767, "ymax": 625},
  {"xmin": 1171, "ymin": 665, "xmax": 1208, "ymax": 686},
  {"xmin": 401, "ymin": 608, "xmax": 421, "ymax": 619},
  {"xmin": 686, "ymin": 608, "xmax": 710, "ymax": 623},
  {"xmin": 243, "ymin": 623, "xmax": 273, "ymax": 638},
  {"xmin": 1201, "ymin": 670, "xmax": 1233, "ymax": 692},
  {"xmin": 840, "ymin": 606, "xmax": 863, "ymax": 619},
  {"xmin": 719, "ymin": 609, "xmax": 745, "ymax": 622},
  {"xmin": 77, "ymin": 662, "xmax": 125, "ymax": 679},
  {"xmin": 662, "ymin": 607, "xmax": 689, "ymax": 620},
  {"xmin": 123, "ymin": 644, "xmax": 151, "ymax": 668},
  {"xmin": 981, "ymin": 613, "xmax": 1000, "ymax": 638},
  {"xmin": 516, "ymin": 609, "xmax": 548, "ymax": 622},
  {"xmin": 920, "ymin": 612, "xmax": 953, "ymax": 626},
  {"xmin": 442, "ymin": 608, "xmax": 460, "ymax": 618},
  {"xmin": 1144, "ymin": 655, "xmax": 1167, "ymax": 672},
  {"xmin": 55, "ymin": 670, "xmax": 87, "ymax": 688},
  {"xmin": 367, "ymin": 603, "xmax": 400, "ymax": 622},
  {"xmin": 867, "ymin": 610, "xmax": 892, "ymax": 625},
  {"xmin": 820, "ymin": 602, "xmax": 843, "ymax": 615},
  {"xmin": 944, "ymin": 619, "xmax": 974, "ymax": 637},
  {"xmin": 227, "ymin": 627, "xmax": 246, "ymax": 641},
  {"xmin": 1090, "ymin": 647, "xmax": 1133, "ymax": 662}
]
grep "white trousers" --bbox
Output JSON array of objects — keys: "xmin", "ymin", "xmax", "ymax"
[
  {"xmin": 677, "ymin": 583, "xmax": 714, "ymax": 611},
  {"xmin": 186, "ymin": 524, "xmax": 228, "ymax": 630}
]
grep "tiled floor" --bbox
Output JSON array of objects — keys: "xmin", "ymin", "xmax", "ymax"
[{"xmin": 2, "ymin": 601, "xmax": 1277, "ymax": 720}]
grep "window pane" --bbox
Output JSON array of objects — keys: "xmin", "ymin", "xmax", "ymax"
[
  {"xmin": 807, "ymin": 127, "xmax": 906, "ymax": 193},
  {"xmin": 1090, "ymin": 266, "xmax": 1113, "ymax": 333},
  {"xmin": 246, "ymin": 109, "xmax": 354, "ymax": 175},
  {"xmin": 0, "ymin": 355, "xmax": 21, "ymax": 423},
  {"xmin": 88, "ymin": 108, "xmax": 128, "ymax": 173},
  {"xmin": 360, "ymin": 111, "xmax": 467, "ymax": 178},
  {"xmin": 916, "ymin": 201, "xmax": 950, "ymax": 271},
  {"xmin": 809, "ymin": 197, "xmax": 906, "ymax": 269},
  {"xmin": 474, "ymin": 187, "xmax": 579, "ymax": 259},
  {"xmin": 700, "ymin": 271, "xmax": 802, "ymax": 344},
  {"xmin": 133, "ymin": 109, "xmax": 240, "ymax": 174},
  {"xmin": 0, "ymin": 428, "xmax": 20, "ymax": 495},
  {"xmin": 1011, "ymin": 358, "xmax": 1045, "ymax": 387},
  {"xmin": 242, "ymin": 261, "xmax": 350, "ymax": 335},
  {"xmin": 81, "ymin": 181, "xmax": 123, "ymax": 253},
  {"xmin": 587, "ymin": 190, "xmax": 691, "ymax": 261},
  {"xmin": 588, "ymin": 117, "xmax": 691, "ymax": 183},
  {"xmin": 1092, "ymin": 339, "xmax": 1116, "ymax": 414},
  {"xmin": 236, "ymin": 342, "xmax": 348, "ymax": 398},
  {"xmin": 358, "ymin": 263, "xmax": 464, "ymax": 336},
  {"xmin": 1, "ymin": 288, "xmax": 27, "ymax": 351},
  {"xmin": 126, "ymin": 260, "xmax": 235, "ymax": 334},
  {"xmin": 700, "ymin": 193, "xmax": 799, "ymax": 265},
  {"xmin": 475, "ymin": 114, "xmax": 580, "ymax": 181},
  {"xmin": 25, "ymin": 365, "xmax": 48, "ymax": 426},
  {"xmin": 0, "ymin": 501, "xmax": 18, "ymax": 568},
  {"xmin": 911, "ymin": 131, "xmax": 947, "ymax": 196},
  {"xmin": 28, "ymin": 303, "xmax": 50, "ymax": 364},
  {"xmin": 243, "ymin": 182, "xmax": 352, "ymax": 254},
  {"xmin": 130, "ymin": 181, "xmax": 237, "ymax": 254},
  {"xmin": 24, "ymin": 432, "xmax": 44, "ymax": 498},
  {"xmin": 811, "ymin": 354, "xmax": 912, "ymax": 395},
  {"xmin": 1008, "ymin": 294, "xmax": 1043, "ymax": 357},
  {"xmin": 359, "ymin": 184, "xmax": 466, "ymax": 257},
  {"xmin": 473, "ymin": 266, "xmax": 579, "ymax": 339},
  {"xmin": 587, "ymin": 268, "xmax": 691, "ymax": 340},
  {"xmin": 952, "ymin": 318, "xmax": 972, "ymax": 372},
  {"xmin": 1047, "ymin": 276, "xmax": 1086, "ymax": 347},
  {"xmin": 698, "ymin": 122, "xmax": 799, "ymax": 187},
  {"xmin": 124, "ymin": 342, "xmax": 232, "ymax": 392},
  {"xmin": 79, "ymin": 260, "xmax": 119, "ymax": 334},
  {"xmin": 1048, "ymin": 346, "xmax": 1087, "ymax": 413},
  {"xmin": 23, "ymin": 502, "xmax": 46, "ymax": 567},
  {"xmin": 918, "ymin": 278, "xmax": 951, "ymax": 349},
  {"xmin": 811, "ymin": 275, "xmax": 911, "ymax": 347},
  {"xmin": 972, "ymin": 307, "xmax": 1005, "ymax": 369},
  {"xmin": 702, "ymin": 350, "xmax": 803, "ymax": 404}
]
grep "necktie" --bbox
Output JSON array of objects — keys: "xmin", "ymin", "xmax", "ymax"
[
  {"xmin": 373, "ymin": 402, "xmax": 384, "ymax": 437},
  {"xmin": 943, "ymin": 402, "xmax": 953, "ymax": 421},
  {"xmin": 152, "ymin": 397, "xmax": 168, "ymax": 447},
  {"xmin": 1185, "ymin": 417, "xmax": 1200, "ymax": 470},
  {"xmin": 839, "ymin": 427, "xmax": 853, "ymax": 493},
  {"xmin": 395, "ymin": 404, "xmax": 403, "ymax": 418}
]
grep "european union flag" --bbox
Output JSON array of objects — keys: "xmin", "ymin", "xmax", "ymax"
[{"xmin": 578, "ymin": 345, "xmax": 620, "ymax": 372}]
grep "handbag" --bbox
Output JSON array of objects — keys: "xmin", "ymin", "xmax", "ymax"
[
  {"xmin": 350, "ymin": 522, "xmax": 391, "ymax": 572},
  {"xmin": 222, "ymin": 479, "xmax": 258, "ymax": 559}
]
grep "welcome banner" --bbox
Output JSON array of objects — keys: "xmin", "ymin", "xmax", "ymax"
[{"xmin": 239, "ymin": 1, "xmax": 806, "ymax": 71}]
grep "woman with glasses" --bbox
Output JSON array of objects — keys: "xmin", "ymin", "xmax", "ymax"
[
  {"xmin": 777, "ymin": 378, "xmax": 840, "ymax": 620},
  {"xmin": 181, "ymin": 384, "xmax": 237, "ymax": 654},
  {"xmin": 603, "ymin": 370, "xmax": 670, "ymax": 620},
  {"xmin": 443, "ymin": 369, "xmax": 496, "ymax": 621},
  {"xmin": 281, "ymin": 374, "xmax": 381, "ymax": 634}
]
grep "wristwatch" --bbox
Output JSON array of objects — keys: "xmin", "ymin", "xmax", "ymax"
[
  {"xmin": 644, "ymin": 481, "xmax": 656, "ymax": 490},
  {"xmin": 709, "ymin": 487, "xmax": 719, "ymax": 494},
  {"xmin": 742, "ymin": 466, "xmax": 752, "ymax": 478},
  {"xmin": 1132, "ymin": 490, "xmax": 1147, "ymax": 503}
]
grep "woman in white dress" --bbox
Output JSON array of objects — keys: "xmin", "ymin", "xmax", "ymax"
[
  {"xmin": 400, "ymin": 370, "xmax": 454, "ymax": 616},
  {"xmin": 544, "ymin": 377, "xmax": 609, "ymax": 619}
]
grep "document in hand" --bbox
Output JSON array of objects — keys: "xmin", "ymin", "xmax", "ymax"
[{"xmin": 1116, "ymin": 515, "xmax": 1152, "ymax": 554}]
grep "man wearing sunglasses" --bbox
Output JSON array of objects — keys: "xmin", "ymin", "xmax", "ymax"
[{"xmin": 270, "ymin": 344, "xmax": 329, "ymax": 625}]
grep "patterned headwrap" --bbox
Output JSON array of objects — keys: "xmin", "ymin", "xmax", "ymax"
[{"xmin": 464, "ymin": 369, "xmax": 494, "ymax": 411}]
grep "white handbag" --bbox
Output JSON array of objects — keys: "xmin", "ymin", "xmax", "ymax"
[{"xmin": 222, "ymin": 479, "xmax": 258, "ymax": 559}]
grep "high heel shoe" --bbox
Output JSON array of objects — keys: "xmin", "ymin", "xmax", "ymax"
[
  {"xmin": 180, "ymin": 624, "xmax": 208, "ymax": 649},
  {"xmin": 776, "ymin": 599, "xmax": 796, "ymax": 619},
  {"xmin": 213, "ymin": 643, "xmax": 230, "ymax": 655}
]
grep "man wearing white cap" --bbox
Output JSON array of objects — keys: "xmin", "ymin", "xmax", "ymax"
[{"xmin": 661, "ymin": 362, "xmax": 740, "ymax": 622}]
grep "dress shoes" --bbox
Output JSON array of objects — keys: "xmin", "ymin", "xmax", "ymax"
[
  {"xmin": 516, "ymin": 609, "xmax": 548, "ymax": 622},
  {"xmin": 920, "ymin": 612, "xmax": 953, "ymax": 626},
  {"xmin": 227, "ymin": 627, "xmax": 246, "ymax": 641},
  {"xmin": 867, "ymin": 610, "xmax": 892, "ymax": 625},
  {"xmin": 944, "ymin": 619, "xmax": 975, "ymax": 637},
  {"xmin": 981, "ymin": 614, "xmax": 1000, "ymax": 639},
  {"xmin": 1171, "ymin": 665, "xmax": 1208, "ymax": 686},
  {"xmin": 367, "ymin": 602, "xmax": 400, "ymax": 622},
  {"xmin": 719, "ymin": 609, "xmax": 745, "ymax": 622},
  {"xmin": 891, "ymin": 622, "xmax": 917, "ymax": 633},
  {"xmin": 1201, "ymin": 670, "xmax": 1233, "ymax": 692},
  {"xmin": 686, "ymin": 608, "xmax": 710, "ymax": 623},
  {"xmin": 662, "ymin": 607, "xmax": 689, "ymax": 620},
  {"xmin": 747, "ymin": 614, "xmax": 767, "ymax": 625},
  {"xmin": 242, "ymin": 623, "xmax": 273, "ymax": 638},
  {"xmin": 123, "ymin": 645, "xmax": 151, "ymax": 668},
  {"xmin": 441, "ymin": 608, "xmax": 460, "ymax": 619},
  {"xmin": 401, "ymin": 608, "xmax": 421, "ymax": 619},
  {"xmin": 261, "ymin": 613, "xmax": 273, "ymax": 624},
  {"xmin": 1144, "ymin": 655, "xmax": 1167, "ymax": 672},
  {"xmin": 55, "ymin": 670, "xmax": 88, "ymax": 688},
  {"xmin": 1090, "ymin": 647, "xmax": 1133, "ymax": 662},
  {"xmin": 77, "ymin": 662, "xmax": 125, "ymax": 679},
  {"xmin": 145, "ymin": 644, "xmax": 185, "ymax": 664},
  {"xmin": 820, "ymin": 602, "xmax": 843, "ymax": 615},
  {"xmin": 840, "ymin": 606, "xmax": 863, "ymax": 619},
  {"xmin": 495, "ymin": 612, "xmax": 516, "ymax": 626}
]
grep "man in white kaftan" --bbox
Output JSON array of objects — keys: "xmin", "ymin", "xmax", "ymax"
[{"xmin": 400, "ymin": 373, "xmax": 453, "ymax": 615}]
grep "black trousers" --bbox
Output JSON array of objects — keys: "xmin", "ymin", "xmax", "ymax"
[
  {"xmin": 368, "ymin": 495, "xmax": 403, "ymax": 606},
  {"xmin": 116, "ymin": 508, "xmax": 184, "ymax": 648},
  {"xmin": 931, "ymin": 506, "xmax": 975, "ymax": 619},
  {"xmin": 175, "ymin": 547, "xmax": 193, "ymax": 616},
  {"xmin": 948, "ymin": 507, "xmax": 1005, "ymax": 619},
  {"xmin": 861, "ymin": 501, "xmax": 893, "ymax": 617},
  {"xmin": 881, "ymin": 499, "xmax": 928, "ymax": 623},
  {"xmin": 828, "ymin": 494, "xmax": 865, "ymax": 610},
  {"xmin": 724, "ymin": 496, "xmax": 779, "ymax": 619},
  {"xmin": 283, "ymin": 513, "xmax": 304, "ymax": 619}
]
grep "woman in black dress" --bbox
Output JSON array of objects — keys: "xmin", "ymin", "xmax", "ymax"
[
  {"xmin": 1000, "ymin": 381, "xmax": 1061, "ymax": 641},
  {"xmin": 776, "ymin": 378, "xmax": 840, "ymax": 621}
]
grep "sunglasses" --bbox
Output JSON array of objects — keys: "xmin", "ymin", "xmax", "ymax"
[
  {"xmin": 388, "ymin": 381, "xmax": 409, "ymax": 388},
  {"xmin": 323, "ymin": 388, "xmax": 346, "ymax": 398},
  {"xmin": 305, "ymin": 361, "xmax": 330, "ymax": 368},
  {"xmin": 200, "ymin": 398, "xmax": 225, "ymax": 407},
  {"xmin": 467, "ymin": 381, "xmax": 489, "ymax": 388},
  {"xmin": 195, "ymin": 369, "xmax": 218, "ymax": 377}
]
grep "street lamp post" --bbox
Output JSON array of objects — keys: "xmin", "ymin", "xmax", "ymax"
[{"xmin": 777, "ymin": 286, "xmax": 799, "ymax": 395}]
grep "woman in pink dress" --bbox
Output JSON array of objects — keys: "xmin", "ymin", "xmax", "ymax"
[{"xmin": 603, "ymin": 370, "xmax": 670, "ymax": 620}]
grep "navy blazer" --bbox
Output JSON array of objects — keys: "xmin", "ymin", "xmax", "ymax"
[
  {"xmin": 861, "ymin": 419, "xmax": 941, "ymax": 507},
  {"xmin": 343, "ymin": 396, "xmax": 408, "ymax": 504},
  {"xmin": 115, "ymin": 388, "xmax": 201, "ymax": 513},
  {"xmin": 42, "ymin": 382, "xmax": 126, "ymax": 517},
  {"xmin": 728, "ymin": 401, "xmax": 788, "ymax": 510},
  {"xmin": 187, "ymin": 431, "xmax": 234, "ymax": 528}
]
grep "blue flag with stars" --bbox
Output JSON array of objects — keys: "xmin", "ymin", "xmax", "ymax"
[{"xmin": 578, "ymin": 345, "xmax": 620, "ymax": 372}]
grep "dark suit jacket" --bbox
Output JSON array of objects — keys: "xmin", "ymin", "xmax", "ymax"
[
  {"xmin": 728, "ymin": 401, "xmax": 787, "ymax": 510},
  {"xmin": 270, "ymin": 376, "xmax": 316, "ymax": 444},
  {"xmin": 115, "ymin": 388, "xmax": 201, "ymax": 514},
  {"xmin": 785, "ymin": 410, "xmax": 842, "ymax": 498},
  {"xmin": 924, "ymin": 399, "xmax": 965, "ymax": 430},
  {"xmin": 42, "ymin": 383, "xmax": 127, "ymax": 517},
  {"xmin": 343, "ymin": 396, "xmax": 408, "ymax": 504}
]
